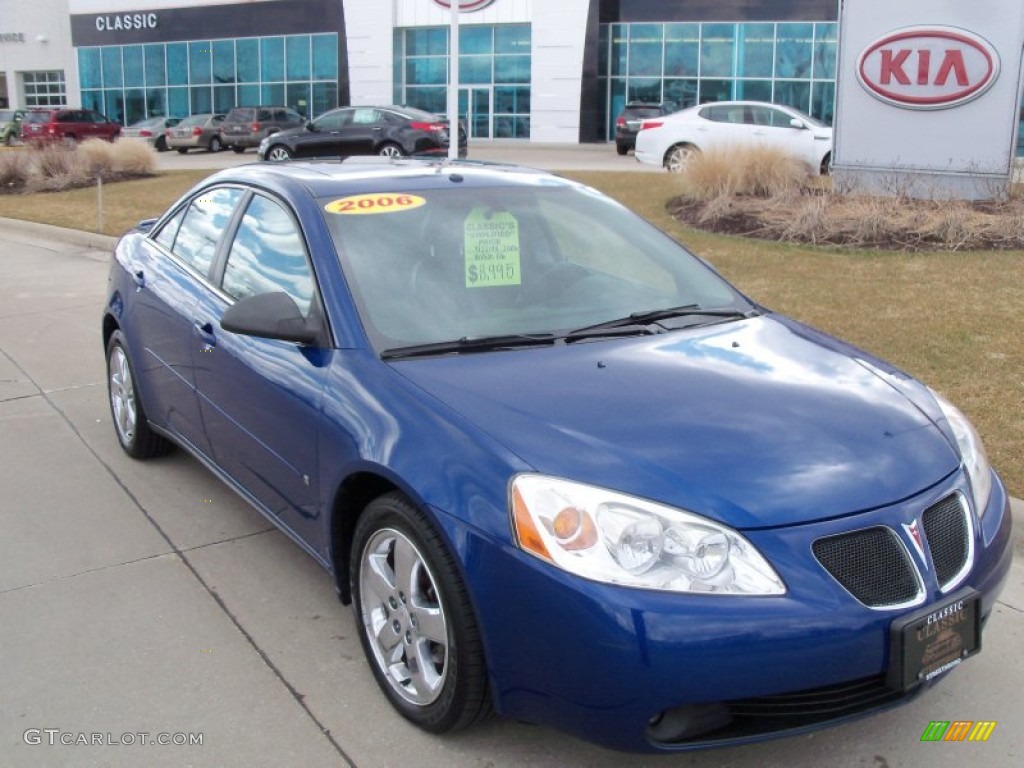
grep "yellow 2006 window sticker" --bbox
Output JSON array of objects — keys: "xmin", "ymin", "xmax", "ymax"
[
  {"xmin": 324, "ymin": 193, "xmax": 425, "ymax": 215},
  {"xmin": 464, "ymin": 208, "xmax": 521, "ymax": 288}
]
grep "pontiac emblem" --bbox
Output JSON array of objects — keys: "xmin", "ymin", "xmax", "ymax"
[{"xmin": 903, "ymin": 520, "xmax": 928, "ymax": 567}]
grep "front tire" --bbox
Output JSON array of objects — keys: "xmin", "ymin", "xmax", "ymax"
[
  {"xmin": 155, "ymin": 135, "xmax": 168, "ymax": 152},
  {"xmin": 351, "ymin": 493, "xmax": 491, "ymax": 733},
  {"xmin": 106, "ymin": 331, "xmax": 172, "ymax": 459},
  {"xmin": 266, "ymin": 144, "xmax": 292, "ymax": 162},
  {"xmin": 616, "ymin": 142, "xmax": 629, "ymax": 156},
  {"xmin": 208, "ymin": 136, "xmax": 223, "ymax": 153},
  {"xmin": 232, "ymin": 146, "xmax": 246, "ymax": 154}
]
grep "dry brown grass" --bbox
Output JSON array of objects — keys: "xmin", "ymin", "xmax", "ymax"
[
  {"xmin": 676, "ymin": 146, "xmax": 811, "ymax": 202},
  {"xmin": 0, "ymin": 140, "xmax": 157, "ymax": 195},
  {"xmin": 110, "ymin": 138, "xmax": 158, "ymax": 175}
]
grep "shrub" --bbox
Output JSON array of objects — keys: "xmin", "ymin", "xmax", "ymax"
[
  {"xmin": 110, "ymin": 138, "xmax": 157, "ymax": 175},
  {"xmin": 26, "ymin": 144, "xmax": 87, "ymax": 192},
  {"xmin": 677, "ymin": 146, "xmax": 811, "ymax": 202},
  {"xmin": 0, "ymin": 151, "xmax": 31, "ymax": 190},
  {"xmin": 78, "ymin": 138, "xmax": 117, "ymax": 177}
]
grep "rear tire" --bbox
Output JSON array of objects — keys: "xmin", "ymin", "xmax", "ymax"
[
  {"xmin": 616, "ymin": 142, "xmax": 629, "ymax": 156},
  {"xmin": 106, "ymin": 331, "xmax": 173, "ymax": 459},
  {"xmin": 352, "ymin": 492, "xmax": 492, "ymax": 733},
  {"xmin": 266, "ymin": 144, "xmax": 292, "ymax": 162},
  {"xmin": 155, "ymin": 135, "xmax": 168, "ymax": 152},
  {"xmin": 176, "ymin": 148, "xmax": 188, "ymax": 154},
  {"xmin": 232, "ymin": 146, "xmax": 246, "ymax": 154},
  {"xmin": 665, "ymin": 144, "xmax": 697, "ymax": 173},
  {"xmin": 209, "ymin": 136, "xmax": 223, "ymax": 153},
  {"xmin": 820, "ymin": 152, "xmax": 832, "ymax": 176}
]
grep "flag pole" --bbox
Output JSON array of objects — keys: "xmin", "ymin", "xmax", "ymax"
[{"xmin": 448, "ymin": 1, "xmax": 460, "ymax": 160}]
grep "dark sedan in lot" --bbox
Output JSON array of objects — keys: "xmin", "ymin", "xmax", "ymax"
[
  {"xmin": 103, "ymin": 158, "xmax": 1012, "ymax": 753},
  {"xmin": 257, "ymin": 105, "xmax": 467, "ymax": 161}
]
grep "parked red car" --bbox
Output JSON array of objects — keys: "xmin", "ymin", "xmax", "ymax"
[{"xmin": 20, "ymin": 108, "xmax": 122, "ymax": 145}]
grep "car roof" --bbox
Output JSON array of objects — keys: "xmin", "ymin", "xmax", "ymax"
[{"xmin": 196, "ymin": 158, "xmax": 578, "ymax": 200}]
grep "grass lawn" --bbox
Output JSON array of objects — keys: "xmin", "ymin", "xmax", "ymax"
[{"xmin": 1, "ymin": 168, "xmax": 1021, "ymax": 498}]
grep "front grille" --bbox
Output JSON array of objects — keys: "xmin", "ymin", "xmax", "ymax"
[
  {"xmin": 728, "ymin": 675, "xmax": 902, "ymax": 719},
  {"xmin": 813, "ymin": 527, "xmax": 919, "ymax": 607},
  {"xmin": 649, "ymin": 675, "xmax": 918, "ymax": 746},
  {"xmin": 923, "ymin": 495, "xmax": 970, "ymax": 587}
]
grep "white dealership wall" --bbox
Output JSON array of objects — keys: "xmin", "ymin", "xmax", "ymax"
[
  {"xmin": 346, "ymin": 0, "xmax": 592, "ymax": 142},
  {"xmin": 833, "ymin": 0, "xmax": 1024, "ymax": 199},
  {"xmin": 0, "ymin": 0, "xmax": 77, "ymax": 109}
]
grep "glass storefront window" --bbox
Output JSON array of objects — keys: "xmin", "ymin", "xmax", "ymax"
[
  {"xmin": 313, "ymin": 82, "xmax": 339, "ymax": 116},
  {"xmin": 405, "ymin": 86, "xmax": 447, "ymax": 114},
  {"xmin": 104, "ymin": 90, "xmax": 124, "ymax": 123},
  {"xmin": 213, "ymin": 41, "xmax": 235, "ymax": 84},
  {"xmin": 461, "ymin": 26, "xmax": 492, "ymax": 55},
  {"xmin": 261, "ymin": 83, "xmax": 284, "ymax": 105},
  {"xmin": 237, "ymin": 39, "xmax": 259, "ymax": 83},
  {"xmin": 735, "ymin": 79, "xmax": 772, "ymax": 102},
  {"xmin": 286, "ymin": 36, "xmax": 311, "ymax": 80},
  {"xmin": 814, "ymin": 23, "xmax": 837, "ymax": 80},
  {"xmin": 776, "ymin": 23, "xmax": 814, "ymax": 79},
  {"xmin": 700, "ymin": 24, "xmax": 735, "ymax": 78},
  {"xmin": 167, "ymin": 44, "xmax": 188, "ymax": 86},
  {"xmin": 146, "ymin": 89, "xmax": 166, "ymax": 117},
  {"xmin": 125, "ymin": 89, "xmax": 145, "ymax": 123},
  {"xmin": 627, "ymin": 78, "xmax": 661, "ymax": 104},
  {"xmin": 495, "ymin": 56, "xmax": 530, "ymax": 84},
  {"xmin": 123, "ymin": 46, "xmax": 144, "ymax": 87},
  {"xmin": 460, "ymin": 56, "xmax": 492, "ymax": 85},
  {"xmin": 610, "ymin": 24, "xmax": 627, "ymax": 77},
  {"xmin": 82, "ymin": 90, "xmax": 103, "ymax": 112},
  {"xmin": 628, "ymin": 24, "xmax": 663, "ymax": 78},
  {"xmin": 664, "ymin": 23, "xmax": 698, "ymax": 77},
  {"xmin": 407, "ymin": 58, "xmax": 447, "ymax": 86},
  {"xmin": 739, "ymin": 24, "xmax": 774, "ymax": 78},
  {"xmin": 407, "ymin": 28, "xmax": 447, "ymax": 56},
  {"xmin": 699, "ymin": 79, "xmax": 733, "ymax": 103},
  {"xmin": 190, "ymin": 86, "xmax": 212, "ymax": 114},
  {"xmin": 189, "ymin": 42, "xmax": 212, "ymax": 85},
  {"xmin": 495, "ymin": 25, "xmax": 530, "ymax": 53},
  {"xmin": 663, "ymin": 78, "xmax": 697, "ymax": 110},
  {"xmin": 774, "ymin": 80, "xmax": 811, "ymax": 113},
  {"xmin": 145, "ymin": 45, "xmax": 166, "ymax": 87},
  {"xmin": 238, "ymin": 84, "xmax": 260, "ymax": 106},
  {"xmin": 102, "ymin": 47, "xmax": 124, "ymax": 88},
  {"xmin": 811, "ymin": 80, "xmax": 835, "ymax": 124},
  {"xmin": 287, "ymin": 82, "xmax": 311, "ymax": 117},
  {"xmin": 168, "ymin": 87, "xmax": 188, "ymax": 117},
  {"xmin": 79, "ymin": 49, "xmax": 101, "ymax": 90},
  {"xmin": 313, "ymin": 34, "xmax": 338, "ymax": 81},
  {"xmin": 261, "ymin": 37, "xmax": 284, "ymax": 82},
  {"xmin": 214, "ymin": 85, "xmax": 236, "ymax": 113}
]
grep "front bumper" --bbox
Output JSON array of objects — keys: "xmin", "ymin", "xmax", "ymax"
[{"xmin": 449, "ymin": 471, "xmax": 1013, "ymax": 752}]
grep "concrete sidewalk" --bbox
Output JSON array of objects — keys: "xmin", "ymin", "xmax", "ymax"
[{"xmin": 0, "ymin": 215, "xmax": 1020, "ymax": 768}]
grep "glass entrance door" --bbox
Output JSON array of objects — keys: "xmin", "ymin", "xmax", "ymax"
[{"xmin": 459, "ymin": 87, "xmax": 491, "ymax": 139}]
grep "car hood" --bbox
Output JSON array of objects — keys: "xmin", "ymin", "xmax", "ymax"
[{"xmin": 391, "ymin": 316, "xmax": 959, "ymax": 529}]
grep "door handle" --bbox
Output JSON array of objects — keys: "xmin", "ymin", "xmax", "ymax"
[
  {"xmin": 132, "ymin": 270, "xmax": 145, "ymax": 289},
  {"xmin": 194, "ymin": 320, "xmax": 216, "ymax": 349}
]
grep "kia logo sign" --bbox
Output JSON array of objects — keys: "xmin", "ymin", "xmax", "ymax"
[
  {"xmin": 857, "ymin": 26, "xmax": 1000, "ymax": 109},
  {"xmin": 432, "ymin": 0, "xmax": 497, "ymax": 10}
]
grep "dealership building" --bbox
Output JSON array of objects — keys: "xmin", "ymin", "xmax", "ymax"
[{"xmin": 2, "ymin": 0, "xmax": 1017, "ymax": 148}]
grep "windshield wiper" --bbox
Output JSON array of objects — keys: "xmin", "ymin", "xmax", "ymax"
[
  {"xmin": 567, "ymin": 304, "xmax": 756, "ymax": 337},
  {"xmin": 381, "ymin": 333, "xmax": 558, "ymax": 360}
]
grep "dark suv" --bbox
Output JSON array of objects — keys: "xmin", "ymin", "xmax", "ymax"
[
  {"xmin": 20, "ymin": 108, "xmax": 121, "ymax": 145},
  {"xmin": 614, "ymin": 102, "xmax": 675, "ymax": 155},
  {"xmin": 219, "ymin": 106, "xmax": 304, "ymax": 153}
]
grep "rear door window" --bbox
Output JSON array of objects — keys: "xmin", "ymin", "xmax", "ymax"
[{"xmin": 165, "ymin": 187, "xmax": 245, "ymax": 277}]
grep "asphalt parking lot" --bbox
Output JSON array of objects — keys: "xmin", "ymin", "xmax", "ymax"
[{"xmin": 1, "ymin": 145, "xmax": 1022, "ymax": 767}]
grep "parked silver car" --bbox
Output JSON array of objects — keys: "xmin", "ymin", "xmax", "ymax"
[
  {"xmin": 120, "ymin": 116, "xmax": 182, "ymax": 152},
  {"xmin": 166, "ymin": 113, "xmax": 226, "ymax": 153}
]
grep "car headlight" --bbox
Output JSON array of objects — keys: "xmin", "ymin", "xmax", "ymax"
[
  {"xmin": 510, "ymin": 475, "xmax": 785, "ymax": 595},
  {"xmin": 931, "ymin": 390, "xmax": 993, "ymax": 516}
]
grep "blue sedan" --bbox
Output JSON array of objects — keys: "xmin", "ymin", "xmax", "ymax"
[{"xmin": 102, "ymin": 159, "xmax": 1013, "ymax": 752}]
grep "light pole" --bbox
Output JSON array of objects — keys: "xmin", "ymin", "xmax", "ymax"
[{"xmin": 447, "ymin": 1, "xmax": 460, "ymax": 160}]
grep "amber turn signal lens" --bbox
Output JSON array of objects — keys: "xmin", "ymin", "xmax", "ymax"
[{"xmin": 512, "ymin": 485, "xmax": 551, "ymax": 561}]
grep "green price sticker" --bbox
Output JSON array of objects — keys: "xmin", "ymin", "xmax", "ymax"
[{"xmin": 464, "ymin": 208, "xmax": 521, "ymax": 288}]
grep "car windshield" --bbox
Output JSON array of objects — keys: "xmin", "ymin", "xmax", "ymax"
[{"xmin": 320, "ymin": 182, "xmax": 750, "ymax": 353}]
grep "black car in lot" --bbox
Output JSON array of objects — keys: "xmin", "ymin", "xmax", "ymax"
[
  {"xmin": 258, "ymin": 105, "xmax": 467, "ymax": 161},
  {"xmin": 614, "ymin": 102, "xmax": 675, "ymax": 155}
]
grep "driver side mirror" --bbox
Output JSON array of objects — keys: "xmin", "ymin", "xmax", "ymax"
[
  {"xmin": 789, "ymin": 118, "xmax": 807, "ymax": 130},
  {"xmin": 221, "ymin": 291, "xmax": 320, "ymax": 345}
]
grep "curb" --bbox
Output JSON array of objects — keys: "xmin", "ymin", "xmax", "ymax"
[
  {"xmin": 0, "ymin": 215, "xmax": 118, "ymax": 250},
  {"xmin": 0, "ymin": 214, "xmax": 1022, "ymax": 548}
]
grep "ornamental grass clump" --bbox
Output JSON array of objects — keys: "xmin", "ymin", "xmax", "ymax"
[{"xmin": 676, "ymin": 146, "xmax": 811, "ymax": 203}]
